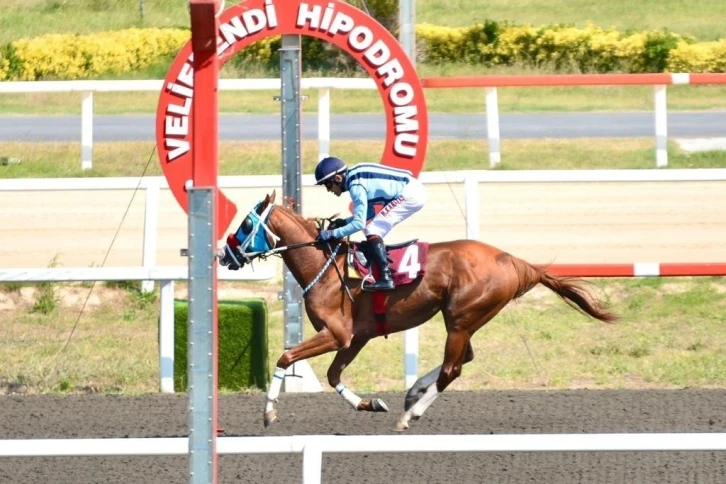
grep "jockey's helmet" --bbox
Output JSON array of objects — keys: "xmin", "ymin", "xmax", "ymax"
[{"xmin": 315, "ymin": 156, "xmax": 347, "ymax": 185}]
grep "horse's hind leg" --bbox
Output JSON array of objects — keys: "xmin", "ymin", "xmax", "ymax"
[
  {"xmin": 264, "ymin": 328, "xmax": 341, "ymax": 427},
  {"xmin": 326, "ymin": 336, "xmax": 389, "ymax": 413},
  {"xmin": 404, "ymin": 342, "xmax": 474, "ymax": 411},
  {"xmin": 396, "ymin": 330, "xmax": 471, "ymax": 430}
]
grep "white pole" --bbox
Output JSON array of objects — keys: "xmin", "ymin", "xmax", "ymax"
[
  {"xmin": 404, "ymin": 328, "xmax": 419, "ymax": 389},
  {"xmin": 464, "ymin": 176, "xmax": 480, "ymax": 240},
  {"xmin": 159, "ymin": 279, "xmax": 175, "ymax": 393},
  {"xmin": 317, "ymin": 88, "xmax": 330, "ymax": 161},
  {"xmin": 302, "ymin": 443, "xmax": 323, "ymax": 484},
  {"xmin": 485, "ymin": 87, "xmax": 501, "ymax": 167},
  {"xmin": 654, "ymin": 85, "xmax": 668, "ymax": 167},
  {"xmin": 81, "ymin": 91, "xmax": 93, "ymax": 170},
  {"xmin": 142, "ymin": 180, "xmax": 160, "ymax": 293}
]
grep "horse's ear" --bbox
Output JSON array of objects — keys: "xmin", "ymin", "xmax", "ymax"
[{"xmin": 261, "ymin": 190, "xmax": 276, "ymax": 211}]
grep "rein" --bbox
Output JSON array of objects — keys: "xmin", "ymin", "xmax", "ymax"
[
  {"xmin": 230, "ymin": 201, "xmax": 353, "ymax": 300},
  {"xmin": 301, "ymin": 241, "xmax": 343, "ymax": 296},
  {"xmin": 244, "ymin": 240, "xmax": 318, "ymax": 261}
]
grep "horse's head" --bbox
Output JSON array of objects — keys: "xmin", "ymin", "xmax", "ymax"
[{"xmin": 218, "ymin": 191, "xmax": 279, "ymax": 270}]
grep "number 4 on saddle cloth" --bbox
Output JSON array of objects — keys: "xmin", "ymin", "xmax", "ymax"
[{"xmin": 347, "ymin": 239, "xmax": 430, "ymax": 337}]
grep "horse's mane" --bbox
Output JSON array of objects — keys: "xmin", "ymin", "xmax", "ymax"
[
  {"xmin": 277, "ymin": 196, "xmax": 345, "ymax": 237},
  {"xmin": 278, "ymin": 196, "xmax": 322, "ymax": 235}
]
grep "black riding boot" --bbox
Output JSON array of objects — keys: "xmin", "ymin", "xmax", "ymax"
[{"xmin": 364, "ymin": 236, "xmax": 395, "ymax": 291}]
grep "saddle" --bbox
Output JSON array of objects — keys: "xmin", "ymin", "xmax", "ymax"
[{"xmin": 347, "ymin": 239, "xmax": 429, "ymax": 287}]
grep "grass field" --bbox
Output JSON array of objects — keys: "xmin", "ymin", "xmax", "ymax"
[
  {"xmin": 3, "ymin": 276, "xmax": 726, "ymax": 394},
  {"xmin": 4, "ymin": 82, "xmax": 726, "ymax": 116},
  {"xmin": 1, "ymin": 138, "xmax": 725, "ymax": 179}
]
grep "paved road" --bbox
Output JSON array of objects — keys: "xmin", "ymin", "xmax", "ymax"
[{"xmin": 1, "ymin": 111, "xmax": 725, "ymax": 142}]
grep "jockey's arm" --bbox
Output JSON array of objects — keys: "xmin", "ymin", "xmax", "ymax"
[{"xmin": 330, "ymin": 184, "xmax": 367, "ymax": 239}]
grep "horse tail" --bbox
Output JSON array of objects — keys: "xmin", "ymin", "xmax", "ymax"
[{"xmin": 510, "ymin": 256, "xmax": 617, "ymax": 323}]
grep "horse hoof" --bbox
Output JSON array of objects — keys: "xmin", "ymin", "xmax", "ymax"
[
  {"xmin": 263, "ymin": 410, "xmax": 277, "ymax": 428},
  {"xmin": 371, "ymin": 398, "xmax": 389, "ymax": 412}
]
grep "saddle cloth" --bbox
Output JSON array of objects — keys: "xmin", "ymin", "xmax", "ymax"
[{"xmin": 348, "ymin": 239, "xmax": 429, "ymax": 286}]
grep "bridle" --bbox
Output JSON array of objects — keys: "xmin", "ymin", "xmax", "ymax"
[{"xmin": 219, "ymin": 202, "xmax": 352, "ymax": 300}]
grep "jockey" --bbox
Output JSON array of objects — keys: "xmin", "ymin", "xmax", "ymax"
[{"xmin": 314, "ymin": 156, "xmax": 427, "ymax": 291}]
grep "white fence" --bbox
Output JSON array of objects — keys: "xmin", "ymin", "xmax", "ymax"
[
  {"xmin": 1, "ymin": 433, "xmax": 725, "ymax": 484},
  {"xmin": 0, "ymin": 76, "xmax": 706, "ymax": 169}
]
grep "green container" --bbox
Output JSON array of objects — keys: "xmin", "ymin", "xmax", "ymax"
[{"xmin": 173, "ymin": 298, "xmax": 269, "ymax": 392}]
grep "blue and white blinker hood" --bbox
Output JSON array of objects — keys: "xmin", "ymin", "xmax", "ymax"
[{"xmin": 233, "ymin": 202, "xmax": 280, "ymax": 258}]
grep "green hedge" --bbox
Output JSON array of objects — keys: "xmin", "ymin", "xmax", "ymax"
[
  {"xmin": 2, "ymin": 20, "xmax": 725, "ymax": 80},
  {"xmin": 173, "ymin": 298, "xmax": 269, "ymax": 392}
]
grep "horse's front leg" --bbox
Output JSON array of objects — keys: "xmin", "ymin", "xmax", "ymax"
[
  {"xmin": 264, "ymin": 328, "xmax": 341, "ymax": 427},
  {"xmin": 327, "ymin": 336, "xmax": 389, "ymax": 413}
]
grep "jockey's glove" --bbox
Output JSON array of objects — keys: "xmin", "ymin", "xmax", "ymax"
[{"xmin": 316, "ymin": 229, "xmax": 334, "ymax": 242}]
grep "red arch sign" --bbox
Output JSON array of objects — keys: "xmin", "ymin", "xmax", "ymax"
[{"xmin": 156, "ymin": 0, "xmax": 429, "ymax": 233}]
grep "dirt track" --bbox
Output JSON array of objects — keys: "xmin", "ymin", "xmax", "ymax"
[
  {"xmin": 2, "ymin": 389, "xmax": 726, "ymax": 483},
  {"xmin": 1, "ymin": 181, "xmax": 726, "ymax": 271}
]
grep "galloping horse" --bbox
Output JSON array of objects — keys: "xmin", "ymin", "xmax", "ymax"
[{"xmin": 222, "ymin": 191, "xmax": 616, "ymax": 430}]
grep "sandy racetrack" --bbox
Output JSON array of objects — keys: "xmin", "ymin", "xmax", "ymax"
[
  {"xmin": 2, "ymin": 390, "xmax": 726, "ymax": 483},
  {"xmin": 1, "ymin": 181, "xmax": 725, "ymax": 270}
]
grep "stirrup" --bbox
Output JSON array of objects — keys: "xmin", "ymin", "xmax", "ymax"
[{"xmin": 362, "ymin": 276, "xmax": 395, "ymax": 292}]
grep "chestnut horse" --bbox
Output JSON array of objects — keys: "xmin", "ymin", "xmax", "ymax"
[{"xmin": 223, "ymin": 191, "xmax": 616, "ymax": 430}]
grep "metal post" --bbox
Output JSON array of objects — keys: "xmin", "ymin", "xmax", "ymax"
[
  {"xmin": 280, "ymin": 35, "xmax": 304, "ymax": 352},
  {"xmin": 188, "ymin": 1, "xmax": 221, "ymax": 482},
  {"xmin": 279, "ymin": 35, "xmax": 322, "ymax": 393},
  {"xmin": 398, "ymin": 0, "xmax": 416, "ymax": 64},
  {"xmin": 187, "ymin": 188, "xmax": 216, "ymax": 484},
  {"xmin": 399, "ymin": 0, "xmax": 419, "ymax": 389}
]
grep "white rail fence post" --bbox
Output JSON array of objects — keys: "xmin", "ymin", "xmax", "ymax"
[
  {"xmin": 81, "ymin": 91, "xmax": 94, "ymax": 170},
  {"xmin": 142, "ymin": 180, "xmax": 160, "ymax": 293},
  {"xmin": 317, "ymin": 87, "xmax": 330, "ymax": 161},
  {"xmin": 654, "ymin": 85, "xmax": 668, "ymax": 168},
  {"xmin": 485, "ymin": 87, "xmax": 501, "ymax": 167},
  {"xmin": 159, "ymin": 279, "xmax": 175, "ymax": 393}
]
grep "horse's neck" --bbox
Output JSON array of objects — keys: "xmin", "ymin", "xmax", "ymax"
[{"xmin": 271, "ymin": 208, "xmax": 334, "ymax": 287}]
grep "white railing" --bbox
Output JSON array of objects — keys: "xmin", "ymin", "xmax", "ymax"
[
  {"xmin": 1, "ymin": 433, "xmax": 725, "ymax": 483},
  {"xmin": 0, "ymin": 266, "xmax": 274, "ymax": 393},
  {"xmin": 0, "ymin": 78, "xmax": 375, "ymax": 170},
  {"xmin": 4, "ymin": 74, "xmax": 724, "ymax": 169},
  {"xmin": 3, "ymin": 168, "xmax": 726, "ymax": 390}
]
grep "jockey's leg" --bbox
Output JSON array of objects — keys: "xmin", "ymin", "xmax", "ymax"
[
  {"xmin": 264, "ymin": 328, "xmax": 341, "ymax": 427},
  {"xmin": 363, "ymin": 235, "xmax": 394, "ymax": 291},
  {"xmin": 327, "ymin": 336, "xmax": 388, "ymax": 412},
  {"xmin": 363, "ymin": 179, "xmax": 427, "ymax": 292}
]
